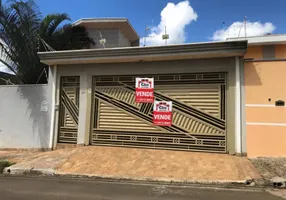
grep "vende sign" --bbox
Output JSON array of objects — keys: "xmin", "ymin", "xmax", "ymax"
[
  {"xmin": 153, "ymin": 101, "xmax": 172, "ymax": 126},
  {"xmin": 135, "ymin": 77, "xmax": 154, "ymax": 103}
]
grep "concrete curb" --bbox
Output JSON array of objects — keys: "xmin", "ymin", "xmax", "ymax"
[
  {"xmin": 4, "ymin": 167, "xmax": 55, "ymax": 176},
  {"xmin": 56, "ymin": 173, "xmax": 278, "ymax": 189},
  {"xmin": 3, "ymin": 166, "xmax": 272, "ymax": 189},
  {"xmin": 56, "ymin": 172, "xmax": 247, "ymax": 185}
]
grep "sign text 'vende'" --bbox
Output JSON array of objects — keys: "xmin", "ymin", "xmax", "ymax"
[
  {"xmin": 153, "ymin": 101, "xmax": 172, "ymax": 126},
  {"xmin": 135, "ymin": 78, "xmax": 154, "ymax": 103}
]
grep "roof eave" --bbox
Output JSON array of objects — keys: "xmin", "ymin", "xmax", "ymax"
[
  {"xmin": 40, "ymin": 50, "xmax": 245, "ymax": 65},
  {"xmin": 247, "ymin": 41, "xmax": 286, "ymax": 46},
  {"xmin": 38, "ymin": 41, "xmax": 247, "ymax": 66},
  {"xmin": 227, "ymin": 36, "xmax": 286, "ymax": 46},
  {"xmin": 72, "ymin": 18, "xmax": 128, "ymax": 26},
  {"xmin": 72, "ymin": 18, "xmax": 139, "ymax": 41}
]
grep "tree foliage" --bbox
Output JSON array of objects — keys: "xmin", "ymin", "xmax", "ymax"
[{"xmin": 0, "ymin": 0, "xmax": 94, "ymax": 84}]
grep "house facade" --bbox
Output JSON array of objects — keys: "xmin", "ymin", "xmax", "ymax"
[
  {"xmin": 38, "ymin": 18, "xmax": 247, "ymax": 155},
  {"xmin": 1, "ymin": 18, "xmax": 285, "ymax": 157}
]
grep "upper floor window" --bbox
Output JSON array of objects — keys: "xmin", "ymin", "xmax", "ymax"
[{"xmin": 262, "ymin": 45, "xmax": 275, "ymax": 59}]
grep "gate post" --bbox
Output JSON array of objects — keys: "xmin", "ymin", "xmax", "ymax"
[{"xmin": 77, "ymin": 72, "xmax": 92, "ymax": 145}]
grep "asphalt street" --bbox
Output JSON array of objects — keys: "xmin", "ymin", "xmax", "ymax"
[{"xmin": 0, "ymin": 176, "xmax": 283, "ymax": 200}]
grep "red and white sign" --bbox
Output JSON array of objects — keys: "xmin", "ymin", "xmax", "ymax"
[
  {"xmin": 135, "ymin": 77, "xmax": 154, "ymax": 103},
  {"xmin": 153, "ymin": 101, "xmax": 172, "ymax": 126}
]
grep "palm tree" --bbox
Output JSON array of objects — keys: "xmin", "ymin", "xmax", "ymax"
[
  {"xmin": 0, "ymin": 0, "xmax": 42, "ymax": 84},
  {"xmin": 40, "ymin": 14, "xmax": 94, "ymax": 51},
  {"xmin": 0, "ymin": 0, "xmax": 94, "ymax": 84}
]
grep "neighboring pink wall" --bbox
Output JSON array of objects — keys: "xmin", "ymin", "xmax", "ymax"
[
  {"xmin": 245, "ymin": 51, "xmax": 286, "ymax": 157},
  {"xmin": 245, "ymin": 45, "xmax": 286, "ymax": 60},
  {"xmin": 245, "ymin": 46, "xmax": 263, "ymax": 59},
  {"xmin": 275, "ymin": 45, "xmax": 286, "ymax": 59},
  {"xmin": 247, "ymin": 125, "xmax": 286, "ymax": 157}
]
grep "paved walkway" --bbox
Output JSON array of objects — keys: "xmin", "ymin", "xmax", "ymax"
[
  {"xmin": 3, "ymin": 146, "xmax": 261, "ymax": 182},
  {"xmin": 0, "ymin": 151, "xmax": 35, "ymax": 162}
]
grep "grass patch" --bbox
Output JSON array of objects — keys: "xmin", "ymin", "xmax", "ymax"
[{"xmin": 0, "ymin": 160, "xmax": 14, "ymax": 173}]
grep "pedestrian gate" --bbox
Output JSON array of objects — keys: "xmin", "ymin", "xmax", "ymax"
[{"xmin": 58, "ymin": 76, "xmax": 80, "ymax": 143}]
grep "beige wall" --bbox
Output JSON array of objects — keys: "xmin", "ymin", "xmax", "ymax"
[
  {"xmin": 118, "ymin": 31, "xmax": 131, "ymax": 47},
  {"xmin": 244, "ymin": 60, "xmax": 286, "ymax": 157},
  {"xmin": 87, "ymin": 28, "xmax": 131, "ymax": 49}
]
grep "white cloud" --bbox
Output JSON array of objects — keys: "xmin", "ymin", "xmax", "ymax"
[
  {"xmin": 0, "ymin": 42, "xmax": 13, "ymax": 74},
  {"xmin": 0, "ymin": 65, "xmax": 6, "ymax": 72},
  {"xmin": 212, "ymin": 21, "xmax": 276, "ymax": 41},
  {"xmin": 0, "ymin": 63, "xmax": 8, "ymax": 72},
  {"xmin": 142, "ymin": 1, "xmax": 198, "ymax": 46},
  {"xmin": 0, "ymin": 60, "xmax": 12, "ymax": 73},
  {"xmin": 0, "ymin": 61, "xmax": 14, "ymax": 74}
]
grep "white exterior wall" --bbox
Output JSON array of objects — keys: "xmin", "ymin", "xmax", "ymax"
[{"xmin": 0, "ymin": 84, "xmax": 52, "ymax": 149}]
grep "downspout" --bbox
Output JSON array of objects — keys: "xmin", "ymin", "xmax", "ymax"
[
  {"xmin": 49, "ymin": 65, "xmax": 57, "ymax": 150},
  {"xmin": 235, "ymin": 57, "xmax": 242, "ymax": 154},
  {"xmin": 240, "ymin": 58, "xmax": 246, "ymax": 155}
]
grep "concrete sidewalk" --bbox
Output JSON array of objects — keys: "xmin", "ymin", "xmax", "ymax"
[
  {"xmin": 2, "ymin": 146, "xmax": 262, "ymax": 184},
  {"xmin": 0, "ymin": 150, "xmax": 36, "ymax": 162}
]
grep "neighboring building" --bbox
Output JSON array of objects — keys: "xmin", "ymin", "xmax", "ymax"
[{"xmin": 228, "ymin": 35, "xmax": 286, "ymax": 157}]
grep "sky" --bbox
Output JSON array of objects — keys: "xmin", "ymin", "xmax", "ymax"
[
  {"xmin": 1, "ymin": 0, "xmax": 286, "ymax": 72},
  {"xmin": 33, "ymin": 0, "xmax": 286, "ymax": 45}
]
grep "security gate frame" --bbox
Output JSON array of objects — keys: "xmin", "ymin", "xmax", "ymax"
[
  {"xmin": 90, "ymin": 72, "xmax": 227, "ymax": 153},
  {"xmin": 58, "ymin": 76, "xmax": 80, "ymax": 143}
]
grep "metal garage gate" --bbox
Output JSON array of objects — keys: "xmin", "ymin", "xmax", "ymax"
[
  {"xmin": 91, "ymin": 72, "xmax": 227, "ymax": 153},
  {"xmin": 58, "ymin": 76, "xmax": 80, "ymax": 143}
]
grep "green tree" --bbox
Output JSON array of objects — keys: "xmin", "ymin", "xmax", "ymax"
[
  {"xmin": 0, "ymin": 0, "xmax": 94, "ymax": 84},
  {"xmin": 40, "ymin": 14, "xmax": 94, "ymax": 51}
]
